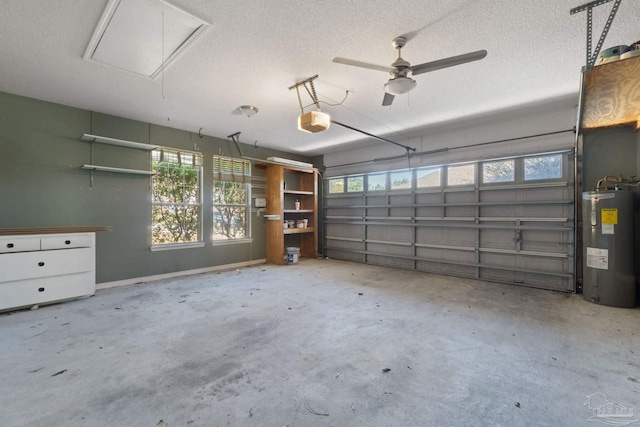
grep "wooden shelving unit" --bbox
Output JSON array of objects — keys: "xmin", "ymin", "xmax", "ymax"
[{"xmin": 258, "ymin": 162, "xmax": 318, "ymax": 265}]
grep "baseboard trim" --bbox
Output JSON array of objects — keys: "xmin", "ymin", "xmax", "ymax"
[{"xmin": 96, "ymin": 259, "xmax": 267, "ymax": 290}]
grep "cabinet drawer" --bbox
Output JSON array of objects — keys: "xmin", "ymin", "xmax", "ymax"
[
  {"xmin": 41, "ymin": 233, "xmax": 93, "ymax": 250},
  {"xmin": 0, "ymin": 248, "xmax": 95, "ymax": 283},
  {"xmin": 0, "ymin": 272, "xmax": 95, "ymax": 311},
  {"xmin": 0, "ymin": 236, "xmax": 40, "ymax": 254}
]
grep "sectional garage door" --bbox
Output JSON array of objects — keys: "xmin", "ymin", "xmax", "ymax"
[{"xmin": 323, "ymin": 151, "xmax": 575, "ymax": 292}]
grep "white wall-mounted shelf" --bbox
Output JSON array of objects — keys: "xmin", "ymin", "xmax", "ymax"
[
  {"xmin": 82, "ymin": 164, "xmax": 156, "ymax": 175},
  {"xmin": 81, "ymin": 134, "xmax": 158, "ymax": 151}
]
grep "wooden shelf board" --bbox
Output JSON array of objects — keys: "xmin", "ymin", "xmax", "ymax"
[
  {"xmin": 0, "ymin": 226, "xmax": 111, "ymax": 236},
  {"xmin": 284, "ymin": 190, "xmax": 314, "ymax": 195},
  {"xmin": 284, "ymin": 209, "xmax": 314, "ymax": 213},
  {"xmin": 284, "ymin": 227, "xmax": 315, "ymax": 235}
]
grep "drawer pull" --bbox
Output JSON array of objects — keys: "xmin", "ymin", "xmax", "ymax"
[
  {"xmin": 65, "ymin": 240, "xmax": 71, "ymax": 245},
  {"xmin": 7, "ymin": 243, "xmax": 14, "ymax": 248},
  {"xmin": 38, "ymin": 262, "xmax": 45, "ymax": 267},
  {"xmin": 38, "ymin": 288, "xmax": 45, "ymax": 292}
]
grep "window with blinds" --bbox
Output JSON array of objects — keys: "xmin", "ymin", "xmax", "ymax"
[
  {"xmin": 151, "ymin": 147, "xmax": 203, "ymax": 245},
  {"xmin": 213, "ymin": 155, "xmax": 251, "ymax": 241}
]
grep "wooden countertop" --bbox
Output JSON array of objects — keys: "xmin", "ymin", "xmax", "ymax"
[{"xmin": 0, "ymin": 226, "xmax": 111, "ymax": 236}]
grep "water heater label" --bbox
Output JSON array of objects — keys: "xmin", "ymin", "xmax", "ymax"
[
  {"xmin": 601, "ymin": 208, "xmax": 618, "ymax": 224},
  {"xmin": 586, "ymin": 247, "xmax": 609, "ymax": 270},
  {"xmin": 601, "ymin": 224, "xmax": 614, "ymax": 235}
]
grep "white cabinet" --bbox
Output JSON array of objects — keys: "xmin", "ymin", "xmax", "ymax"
[{"xmin": 0, "ymin": 232, "xmax": 97, "ymax": 311}]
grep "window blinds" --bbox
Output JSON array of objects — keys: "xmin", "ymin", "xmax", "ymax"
[
  {"xmin": 152, "ymin": 148, "xmax": 203, "ymax": 167},
  {"xmin": 213, "ymin": 155, "xmax": 251, "ymax": 183}
]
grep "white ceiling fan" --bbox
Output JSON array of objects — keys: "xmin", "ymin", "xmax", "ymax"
[{"xmin": 333, "ymin": 36, "xmax": 487, "ymax": 106}]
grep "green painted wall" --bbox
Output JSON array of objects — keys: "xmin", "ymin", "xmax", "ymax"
[{"xmin": 0, "ymin": 91, "xmax": 319, "ymax": 283}]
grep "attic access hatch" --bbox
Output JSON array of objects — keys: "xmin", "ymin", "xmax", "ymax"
[{"xmin": 83, "ymin": 0, "xmax": 210, "ymax": 79}]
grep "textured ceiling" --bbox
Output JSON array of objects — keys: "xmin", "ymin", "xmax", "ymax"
[{"xmin": 1, "ymin": 0, "xmax": 638, "ymax": 156}]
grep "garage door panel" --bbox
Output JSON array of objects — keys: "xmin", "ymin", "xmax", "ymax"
[
  {"xmin": 367, "ymin": 243, "xmax": 412, "ymax": 257},
  {"xmin": 516, "ymin": 273, "xmax": 568, "ymax": 290},
  {"xmin": 366, "ymin": 195, "xmax": 387, "ymax": 204},
  {"xmin": 416, "ymin": 227, "xmax": 442, "ymax": 243},
  {"xmin": 446, "ymin": 228, "xmax": 476, "ymax": 246},
  {"xmin": 445, "ymin": 192, "xmax": 475, "ymax": 203},
  {"xmin": 368, "ymin": 255, "xmax": 413, "ymax": 269},
  {"xmin": 416, "ymin": 260, "xmax": 476, "ymax": 278},
  {"xmin": 416, "ymin": 206, "xmax": 444, "ymax": 217},
  {"xmin": 326, "ymin": 224, "xmax": 363, "ymax": 240},
  {"xmin": 368, "ymin": 225, "xmax": 413, "ymax": 242},
  {"xmin": 480, "ymin": 252, "xmax": 517, "ymax": 268},
  {"xmin": 389, "ymin": 207, "xmax": 413, "ymax": 217},
  {"xmin": 518, "ymin": 204, "xmax": 568, "ymax": 217},
  {"xmin": 326, "ymin": 249, "xmax": 362, "ymax": 263},
  {"xmin": 416, "ymin": 193, "xmax": 442, "ymax": 204},
  {"xmin": 445, "ymin": 206, "xmax": 477, "ymax": 217},
  {"xmin": 521, "ymin": 230, "xmax": 570, "ymax": 249},
  {"xmin": 480, "ymin": 205, "xmax": 518, "ymax": 217},
  {"xmin": 521, "ymin": 256, "xmax": 568, "ymax": 274},
  {"xmin": 479, "ymin": 268, "xmax": 516, "ymax": 283},
  {"xmin": 367, "ymin": 207, "xmax": 389, "ymax": 217},
  {"xmin": 324, "ymin": 149, "xmax": 574, "ymax": 292},
  {"xmin": 390, "ymin": 194, "xmax": 413, "ymax": 204},
  {"xmin": 480, "ymin": 229, "xmax": 516, "ymax": 250},
  {"xmin": 480, "ymin": 189, "xmax": 518, "ymax": 202},
  {"xmin": 326, "ymin": 239, "xmax": 363, "ymax": 251}
]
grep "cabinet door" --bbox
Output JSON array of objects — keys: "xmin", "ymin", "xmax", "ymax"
[
  {"xmin": 0, "ymin": 237, "xmax": 40, "ymax": 253},
  {"xmin": 41, "ymin": 233, "xmax": 93, "ymax": 250},
  {"xmin": 0, "ymin": 272, "xmax": 95, "ymax": 311},
  {"xmin": 0, "ymin": 248, "xmax": 94, "ymax": 283}
]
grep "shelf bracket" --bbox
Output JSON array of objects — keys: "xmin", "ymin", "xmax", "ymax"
[
  {"xmin": 570, "ymin": 0, "xmax": 622, "ymax": 71},
  {"xmin": 228, "ymin": 132, "xmax": 243, "ymax": 157}
]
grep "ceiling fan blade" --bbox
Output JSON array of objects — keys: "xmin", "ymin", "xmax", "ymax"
[
  {"xmin": 333, "ymin": 57, "xmax": 395, "ymax": 73},
  {"xmin": 410, "ymin": 49, "xmax": 487, "ymax": 76},
  {"xmin": 382, "ymin": 92, "xmax": 395, "ymax": 106}
]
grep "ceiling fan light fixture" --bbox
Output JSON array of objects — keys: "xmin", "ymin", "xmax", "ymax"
[
  {"xmin": 298, "ymin": 111, "xmax": 331, "ymax": 133},
  {"xmin": 384, "ymin": 76, "xmax": 417, "ymax": 95},
  {"xmin": 238, "ymin": 105, "xmax": 259, "ymax": 117}
]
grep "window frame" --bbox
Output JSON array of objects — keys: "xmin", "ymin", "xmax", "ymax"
[
  {"xmin": 523, "ymin": 153, "xmax": 564, "ymax": 182},
  {"xmin": 446, "ymin": 163, "xmax": 476, "ymax": 187},
  {"xmin": 416, "ymin": 166, "xmax": 441, "ymax": 189},
  {"xmin": 150, "ymin": 147, "xmax": 204, "ymax": 250},
  {"xmin": 212, "ymin": 155, "xmax": 252, "ymax": 244},
  {"xmin": 481, "ymin": 159, "xmax": 515, "ymax": 184}
]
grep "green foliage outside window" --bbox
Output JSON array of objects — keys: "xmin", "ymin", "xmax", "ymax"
[
  {"xmin": 347, "ymin": 176, "xmax": 363, "ymax": 192},
  {"xmin": 152, "ymin": 157, "xmax": 202, "ymax": 245},
  {"xmin": 329, "ymin": 178, "xmax": 344, "ymax": 193},
  {"xmin": 213, "ymin": 181, "xmax": 248, "ymax": 240},
  {"xmin": 212, "ymin": 155, "xmax": 251, "ymax": 241}
]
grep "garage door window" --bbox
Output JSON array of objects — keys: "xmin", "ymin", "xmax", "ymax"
[
  {"xmin": 329, "ymin": 178, "xmax": 344, "ymax": 194},
  {"xmin": 482, "ymin": 159, "xmax": 515, "ymax": 183},
  {"xmin": 368, "ymin": 173, "xmax": 386, "ymax": 191},
  {"xmin": 347, "ymin": 176, "xmax": 364, "ymax": 192},
  {"xmin": 416, "ymin": 167, "xmax": 441, "ymax": 188},
  {"xmin": 524, "ymin": 154, "xmax": 563, "ymax": 181},
  {"xmin": 447, "ymin": 164, "xmax": 475, "ymax": 186},
  {"xmin": 391, "ymin": 171, "xmax": 412, "ymax": 190}
]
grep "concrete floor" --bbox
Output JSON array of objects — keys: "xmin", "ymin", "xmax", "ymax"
[{"xmin": 1, "ymin": 259, "xmax": 639, "ymax": 427}]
